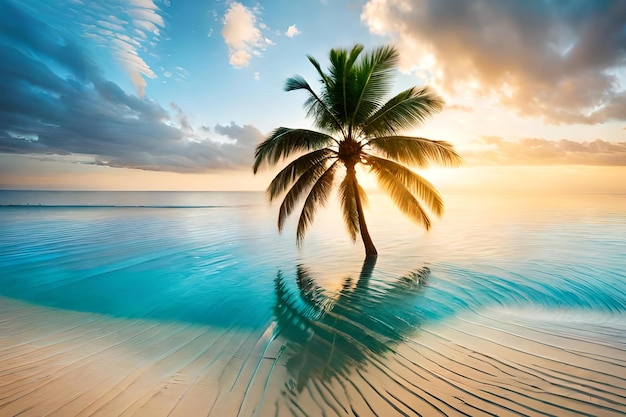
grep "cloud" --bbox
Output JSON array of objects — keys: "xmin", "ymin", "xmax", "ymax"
[
  {"xmin": 462, "ymin": 137, "xmax": 626, "ymax": 166},
  {"xmin": 229, "ymin": 49, "xmax": 253, "ymax": 68},
  {"xmin": 447, "ymin": 104, "xmax": 473, "ymax": 112},
  {"xmin": 6, "ymin": 0, "xmax": 168, "ymax": 97},
  {"xmin": 169, "ymin": 102, "xmax": 192, "ymax": 132},
  {"xmin": 0, "ymin": 2, "xmax": 264, "ymax": 173},
  {"xmin": 214, "ymin": 122, "xmax": 262, "ymax": 147},
  {"xmin": 221, "ymin": 2, "xmax": 272, "ymax": 68},
  {"xmin": 170, "ymin": 66, "xmax": 189, "ymax": 82},
  {"xmin": 361, "ymin": 0, "xmax": 626, "ymax": 124},
  {"xmin": 285, "ymin": 24, "xmax": 301, "ymax": 38},
  {"xmin": 108, "ymin": 0, "xmax": 167, "ymax": 96}
]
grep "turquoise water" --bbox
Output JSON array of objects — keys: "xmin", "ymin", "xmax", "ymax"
[
  {"xmin": 1, "ymin": 190, "xmax": 625, "ymax": 415},
  {"xmin": 1, "ymin": 190, "xmax": 624, "ymax": 325}
]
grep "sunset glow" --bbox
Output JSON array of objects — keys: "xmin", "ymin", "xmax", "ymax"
[
  {"xmin": 0, "ymin": 0, "xmax": 623, "ymax": 193},
  {"xmin": 1, "ymin": 2, "xmax": 625, "ymax": 415}
]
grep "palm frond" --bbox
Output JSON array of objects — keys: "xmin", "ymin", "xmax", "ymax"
[
  {"xmin": 337, "ymin": 174, "xmax": 369, "ymax": 242},
  {"xmin": 302, "ymin": 95, "xmax": 338, "ymax": 133},
  {"xmin": 284, "ymin": 74, "xmax": 311, "ymax": 92},
  {"xmin": 346, "ymin": 44, "xmax": 365, "ymax": 70},
  {"xmin": 267, "ymin": 148, "xmax": 336, "ymax": 201},
  {"xmin": 296, "ymin": 161, "xmax": 339, "ymax": 244},
  {"xmin": 342, "ymin": 45, "xmax": 365, "ymax": 122},
  {"xmin": 325, "ymin": 45, "xmax": 364, "ymax": 125},
  {"xmin": 366, "ymin": 157, "xmax": 442, "ymax": 229},
  {"xmin": 366, "ymin": 136, "xmax": 462, "ymax": 168},
  {"xmin": 366, "ymin": 155, "xmax": 444, "ymax": 217},
  {"xmin": 351, "ymin": 45, "xmax": 399, "ymax": 129},
  {"xmin": 278, "ymin": 159, "xmax": 329, "ymax": 231},
  {"xmin": 327, "ymin": 45, "xmax": 363, "ymax": 82},
  {"xmin": 361, "ymin": 86, "xmax": 444, "ymax": 137},
  {"xmin": 253, "ymin": 127, "xmax": 335, "ymax": 173},
  {"xmin": 284, "ymin": 75, "xmax": 345, "ymax": 134},
  {"xmin": 338, "ymin": 175, "xmax": 359, "ymax": 241},
  {"xmin": 307, "ymin": 55, "xmax": 331, "ymax": 86}
]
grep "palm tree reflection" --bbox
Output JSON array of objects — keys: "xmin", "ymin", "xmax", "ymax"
[{"xmin": 273, "ymin": 258, "xmax": 430, "ymax": 393}]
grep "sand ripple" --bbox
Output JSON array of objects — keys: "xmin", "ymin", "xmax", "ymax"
[{"xmin": 1, "ymin": 289, "xmax": 625, "ymax": 416}]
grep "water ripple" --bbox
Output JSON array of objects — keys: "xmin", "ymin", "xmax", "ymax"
[{"xmin": 0, "ymin": 193, "xmax": 625, "ymax": 416}]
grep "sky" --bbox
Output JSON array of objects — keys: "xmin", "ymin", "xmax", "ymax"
[{"xmin": 0, "ymin": 0, "xmax": 625, "ymax": 193}]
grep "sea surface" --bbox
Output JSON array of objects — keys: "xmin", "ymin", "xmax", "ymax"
[{"xmin": 1, "ymin": 190, "xmax": 625, "ymax": 416}]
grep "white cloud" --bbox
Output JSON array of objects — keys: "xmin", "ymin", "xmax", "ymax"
[
  {"xmin": 221, "ymin": 2, "xmax": 272, "ymax": 68},
  {"xmin": 253, "ymin": 72, "xmax": 260, "ymax": 80},
  {"xmin": 360, "ymin": 0, "xmax": 626, "ymax": 124},
  {"xmin": 285, "ymin": 24, "xmax": 301, "ymax": 38},
  {"xmin": 67, "ymin": 0, "xmax": 169, "ymax": 97},
  {"xmin": 229, "ymin": 50, "xmax": 252, "ymax": 67},
  {"xmin": 129, "ymin": 0, "xmax": 159, "ymax": 9},
  {"xmin": 96, "ymin": 19, "xmax": 124, "ymax": 32},
  {"xmin": 111, "ymin": 37, "xmax": 156, "ymax": 97},
  {"xmin": 174, "ymin": 66, "xmax": 189, "ymax": 79},
  {"xmin": 118, "ymin": 0, "xmax": 166, "ymax": 95}
]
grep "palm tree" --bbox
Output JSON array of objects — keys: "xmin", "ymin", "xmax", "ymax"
[{"xmin": 253, "ymin": 44, "xmax": 461, "ymax": 257}]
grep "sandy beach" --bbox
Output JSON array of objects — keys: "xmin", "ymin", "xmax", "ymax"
[{"xmin": 2, "ymin": 295, "xmax": 624, "ymax": 416}]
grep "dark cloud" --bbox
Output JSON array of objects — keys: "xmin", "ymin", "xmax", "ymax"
[
  {"xmin": 0, "ymin": 0, "xmax": 263, "ymax": 173},
  {"xmin": 169, "ymin": 102, "xmax": 193, "ymax": 132},
  {"xmin": 464, "ymin": 137, "xmax": 626, "ymax": 166},
  {"xmin": 214, "ymin": 122, "xmax": 263, "ymax": 147},
  {"xmin": 362, "ymin": 0, "xmax": 626, "ymax": 124}
]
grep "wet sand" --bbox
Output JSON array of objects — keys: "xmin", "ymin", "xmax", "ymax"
[{"xmin": 1, "ymin": 296, "xmax": 625, "ymax": 416}]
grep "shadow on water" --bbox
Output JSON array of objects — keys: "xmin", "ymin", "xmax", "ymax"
[{"xmin": 273, "ymin": 258, "xmax": 431, "ymax": 394}]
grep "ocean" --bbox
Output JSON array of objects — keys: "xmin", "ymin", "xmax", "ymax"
[{"xmin": 1, "ymin": 190, "xmax": 625, "ymax": 416}]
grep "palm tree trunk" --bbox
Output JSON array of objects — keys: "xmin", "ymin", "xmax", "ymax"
[{"xmin": 348, "ymin": 165, "xmax": 377, "ymax": 258}]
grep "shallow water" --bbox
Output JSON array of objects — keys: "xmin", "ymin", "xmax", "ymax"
[{"xmin": 0, "ymin": 190, "xmax": 625, "ymax": 416}]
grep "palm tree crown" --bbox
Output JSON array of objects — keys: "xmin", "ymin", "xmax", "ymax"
[{"xmin": 253, "ymin": 44, "xmax": 461, "ymax": 257}]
